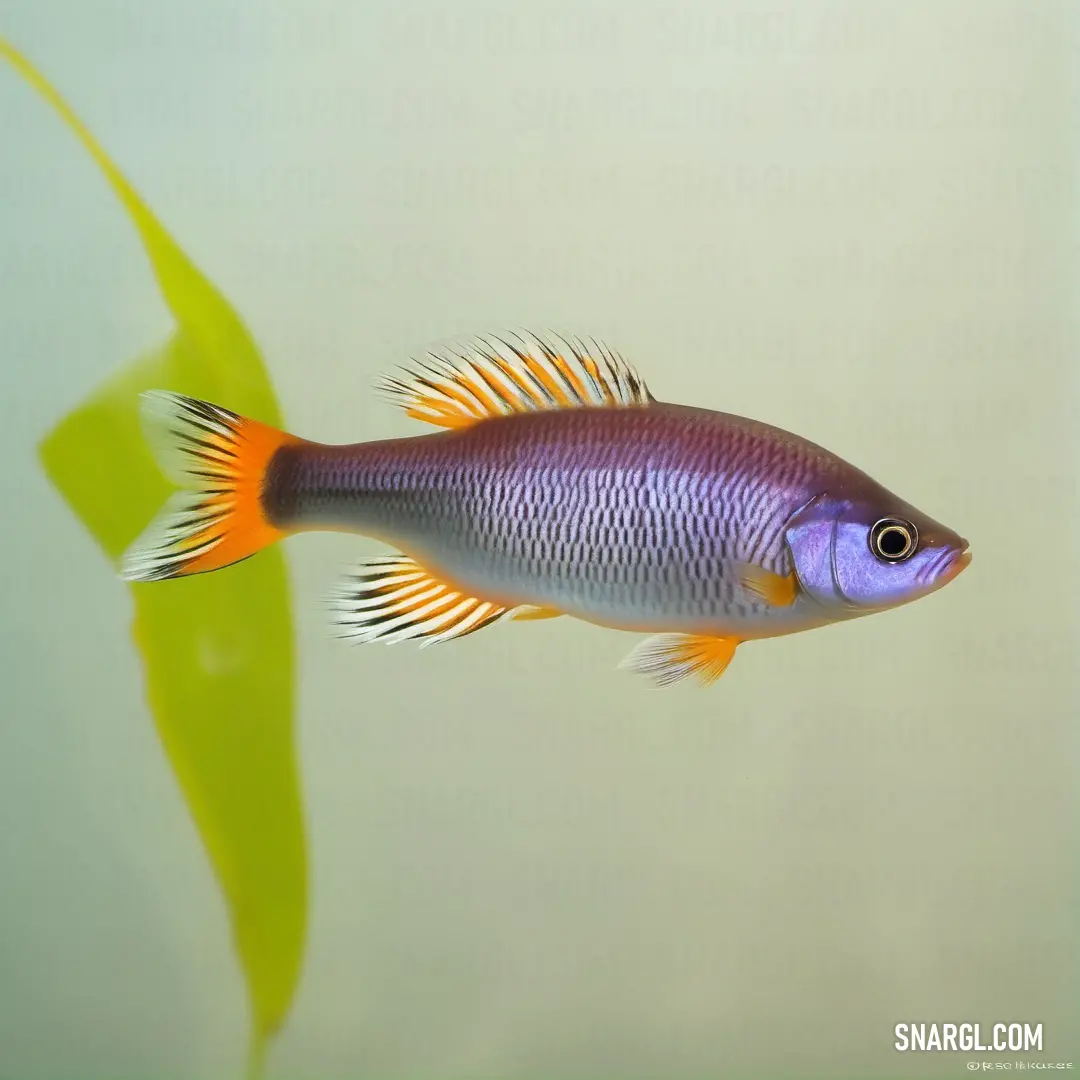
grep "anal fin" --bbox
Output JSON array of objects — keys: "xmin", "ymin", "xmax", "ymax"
[
  {"xmin": 329, "ymin": 556, "xmax": 508, "ymax": 646},
  {"xmin": 620, "ymin": 633, "xmax": 740, "ymax": 687}
]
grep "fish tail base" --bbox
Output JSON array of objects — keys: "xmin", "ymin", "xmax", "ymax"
[{"xmin": 120, "ymin": 391, "xmax": 300, "ymax": 581}]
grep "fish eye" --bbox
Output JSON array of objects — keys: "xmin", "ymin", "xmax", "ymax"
[{"xmin": 869, "ymin": 518, "xmax": 918, "ymax": 562}]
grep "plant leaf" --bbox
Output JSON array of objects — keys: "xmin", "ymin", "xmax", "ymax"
[{"xmin": 1, "ymin": 37, "xmax": 307, "ymax": 1075}]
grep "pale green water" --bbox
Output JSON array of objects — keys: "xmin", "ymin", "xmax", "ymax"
[{"xmin": 1, "ymin": 3, "xmax": 1078, "ymax": 1078}]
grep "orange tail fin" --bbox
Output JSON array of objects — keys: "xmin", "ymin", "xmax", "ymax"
[{"xmin": 120, "ymin": 391, "xmax": 300, "ymax": 582}]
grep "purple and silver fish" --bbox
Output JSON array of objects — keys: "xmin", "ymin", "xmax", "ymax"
[{"xmin": 120, "ymin": 330, "xmax": 970, "ymax": 686}]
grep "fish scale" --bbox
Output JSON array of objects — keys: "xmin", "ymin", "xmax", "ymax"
[{"xmin": 267, "ymin": 404, "xmax": 821, "ymax": 634}]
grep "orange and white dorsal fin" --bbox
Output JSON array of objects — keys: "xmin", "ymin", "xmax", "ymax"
[{"xmin": 378, "ymin": 329, "xmax": 654, "ymax": 429}]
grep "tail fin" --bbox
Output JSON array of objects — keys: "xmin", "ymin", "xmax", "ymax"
[{"xmin": 120, "ymin": 391, "xmax": 297, "ymax": 582}]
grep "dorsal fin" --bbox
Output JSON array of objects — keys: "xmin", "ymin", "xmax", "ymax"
[{"xmin": 378, "ymin": 329, "xmax": 653, "ymax": 429}]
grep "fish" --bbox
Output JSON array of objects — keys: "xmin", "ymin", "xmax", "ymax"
[{"xmin": 119, "ymin": 330, "xmax": 970, "ymax": 687}]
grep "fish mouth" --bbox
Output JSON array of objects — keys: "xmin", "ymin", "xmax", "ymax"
[
  {"xmin": 924, "ymin": 541, "xmax": 972, "ymax": 589},
  {"xmin": 944, "ymin": 547, "xmax": 972, "ymax": 582}
]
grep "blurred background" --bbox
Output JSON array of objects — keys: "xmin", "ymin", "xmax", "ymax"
[{"xmin": 1, "ymin": 1, "xmax": 1077, "ymax": 1077}]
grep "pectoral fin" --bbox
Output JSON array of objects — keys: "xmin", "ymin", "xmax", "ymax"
[
  {"xmin": 736, "ymin": 564, "xmax": 799, "ymax": 607},
  {"xmin": 619, "ymin": 633, "xmax": 740, "ymax": 687}
]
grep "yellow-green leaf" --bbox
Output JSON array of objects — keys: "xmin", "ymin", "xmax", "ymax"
[{"xmin": 1, "ymin": 37, "xmax": 307, "ymax": 1076}]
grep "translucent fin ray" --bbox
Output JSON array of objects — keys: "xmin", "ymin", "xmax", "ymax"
[{"xmin": 619, "ymin": 633, "xmax": 740, "ymax": 687}]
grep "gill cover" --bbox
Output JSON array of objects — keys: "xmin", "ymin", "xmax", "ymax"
[{"xmin": 784, "ymin": 495, "xmax": 844, "ymax": 607}]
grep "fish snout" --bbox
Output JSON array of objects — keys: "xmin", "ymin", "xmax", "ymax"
[{"xmin": 928, "ymin": 540, "xmax": 971, "ymax": 587}]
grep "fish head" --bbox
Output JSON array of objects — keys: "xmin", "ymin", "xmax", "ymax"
[{"xmin": 784, "ymin": 487, "xmax": 970, "ymax": 613}]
